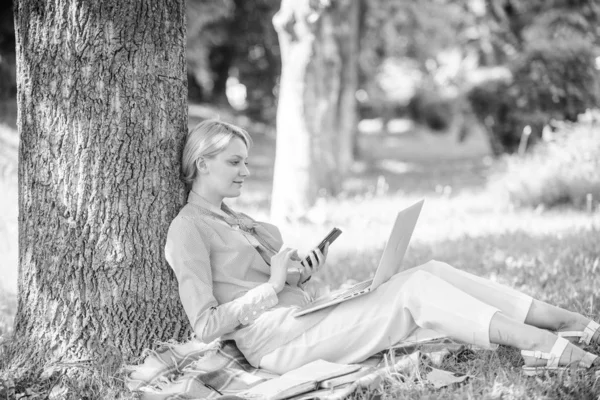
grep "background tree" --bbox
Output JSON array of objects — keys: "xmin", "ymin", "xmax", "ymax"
[
  {"xmin": 10, "ymin": 0, "xmax": 189, "ymax": 390},
  {"xmin": 271, "ymin": 0, "xmax": 359, "ymax": 221}
]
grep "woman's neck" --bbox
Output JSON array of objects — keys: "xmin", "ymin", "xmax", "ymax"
[{"xmin": 190, "ymin": 180, "xmax": 223, "ymax": 207}]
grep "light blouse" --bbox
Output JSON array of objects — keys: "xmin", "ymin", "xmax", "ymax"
[{"xmin": 164, "ymin": 191, "xmax": 331, "ymax": 366}]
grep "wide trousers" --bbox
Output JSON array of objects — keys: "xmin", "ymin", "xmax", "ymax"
[{"xmin": 259, "ymin": 260, "xmax": 533, "ymax": 374}]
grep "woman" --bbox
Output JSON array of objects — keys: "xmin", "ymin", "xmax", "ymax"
[{"xmin": 165, "ymin": 119, "xmax": 600, "ymax": 376}]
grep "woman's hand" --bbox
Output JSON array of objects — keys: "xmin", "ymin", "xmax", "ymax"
[
  {"xmin": 268, "ymin": 247, "xmax": 298, "ymax": 293},
  {"xmin": 299, "ymin": 243, "xmax": 329, "ymax": 284}
]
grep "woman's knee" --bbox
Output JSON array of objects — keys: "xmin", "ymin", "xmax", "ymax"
[
  {"xmin": 404, "ymin": 269, "xmax": 435, "ymax": 293},
  {"xmin": 401, "ymin": 270, "xmax": 441, "ymax": 313},
  {"xmin": 419, "ymin": 259, "xmax": 455, "ymax": 276}
]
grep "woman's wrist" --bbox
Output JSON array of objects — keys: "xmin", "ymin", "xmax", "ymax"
[{"xmin": 268, "ymin": 279, "xmax": 284, "ymax": 294}]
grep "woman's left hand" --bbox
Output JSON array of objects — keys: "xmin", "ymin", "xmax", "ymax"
[{"xmin": 298, "ymin": 243, "xmax": 329, "ymax": 284}]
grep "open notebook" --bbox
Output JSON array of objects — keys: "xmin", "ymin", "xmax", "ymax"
[{"xmin": 239, "ymin": 359, "xmax": 361, "ymax": 400}]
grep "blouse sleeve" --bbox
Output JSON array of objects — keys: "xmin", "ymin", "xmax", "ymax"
[{"xmin": 165, "ymin": 215, "xmax": 279, "ymax": 343}]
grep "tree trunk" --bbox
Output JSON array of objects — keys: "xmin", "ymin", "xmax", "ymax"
[
  {"xmin": 11, "ymin": 0, "xmax": 188, "ymax": 380},
  {"xmin": 270, "ymin": 0, "xmax": 359, "ymax": 222}
]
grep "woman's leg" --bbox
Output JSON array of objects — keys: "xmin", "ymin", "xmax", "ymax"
[
  {"xmin": 259, "ymin": 269, "xmax": 597, "ymax": 374},
  {"xmin": 416, "ymin": 260, "xmax": 532, "ymax": 322},
  {"xmin": 524, "ymin": 300, "xmax": 600, "ymax": 344},
  {"xmin": 490, "ymin": 312, "xmax": 598, "ymax": 368},
  {"xmin": 416, "ymin": 260, "xmax": 599, "ymax": 341}
]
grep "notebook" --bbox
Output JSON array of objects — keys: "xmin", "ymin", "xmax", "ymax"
[
  {"xmin": 239, "ymin": 359, "xmax": 361, "ymax": 400},
  {"xmin": 294, "ymin": 199, "xmax": 424, "ymax": 317}
]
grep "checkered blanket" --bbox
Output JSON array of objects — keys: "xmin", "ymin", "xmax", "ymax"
[{"xmin": 125, "ymin": 338, "xmax": 468, "ymax": 400}]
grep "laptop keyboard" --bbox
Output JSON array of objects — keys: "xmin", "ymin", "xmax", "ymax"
[{"xmin": 296, "ymin": 279, "xmax": 374, "ymax": 315}]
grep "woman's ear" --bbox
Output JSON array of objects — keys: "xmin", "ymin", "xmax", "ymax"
[{"xmin": 196, "ymin": 158, "xmax": 208, "ymax": 174}]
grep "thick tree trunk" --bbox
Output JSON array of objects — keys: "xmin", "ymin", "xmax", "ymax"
[
  {"xmin": 11, "ymin": 0, "xmax": 188, "ymax": 377},
  {"xmin": 270, "ymin": 0, "xmax": 359, "ymax": 222}
]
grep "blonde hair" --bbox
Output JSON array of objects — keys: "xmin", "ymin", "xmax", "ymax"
[{"xmin": 182, "ymin": 119, "xmax": 252, "ymax": 185}]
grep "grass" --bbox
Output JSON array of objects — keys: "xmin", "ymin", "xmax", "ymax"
[{"xmin": 2, "ymin": 103, "xmax": 600, "ymax": 398}]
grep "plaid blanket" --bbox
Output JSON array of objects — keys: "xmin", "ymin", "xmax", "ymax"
[{"xmin": 125, "ymin": 338, "xmax": 469, "ymax": 400}]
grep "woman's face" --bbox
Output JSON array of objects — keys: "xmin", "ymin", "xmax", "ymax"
[{"xmin": 201, "ymin": 137, "xmax": 250, "ymax": 201}]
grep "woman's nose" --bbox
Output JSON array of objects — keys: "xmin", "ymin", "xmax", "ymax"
[{"xmin": 240, "ymin": 163, "xmax": 250, "ymax": 177}]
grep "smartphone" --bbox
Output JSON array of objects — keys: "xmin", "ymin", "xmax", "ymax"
[{"xmin": 305, "ymin": 227, "xmax": 342, "ymax": 266}]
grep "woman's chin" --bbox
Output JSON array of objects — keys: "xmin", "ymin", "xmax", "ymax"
[{"xmin": 226, "ymin": 190, "xmax": 242, "ymax": 199}]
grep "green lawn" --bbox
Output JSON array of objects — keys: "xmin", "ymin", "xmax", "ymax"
[{"xmin": 1, "ymin": 107, "xmax": 600, "ymax": 398}]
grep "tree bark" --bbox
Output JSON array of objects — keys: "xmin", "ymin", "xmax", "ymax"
[
  {"xmin": 270, "ymin": 0, "xmax": 359, "ymax": 222},
  {"xmin": 11, "ymin": 0, "xmax": 188, "ymax": 379}
]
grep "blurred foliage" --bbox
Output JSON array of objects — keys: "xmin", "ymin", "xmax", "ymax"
[
  {"xmin": 186, "ymin": 0, "xmax": 235, "ymax": 103},
  {"xmin": 1, "ymin": 0, "xmax": 597, "ymax": 153},
  {"xmin": 490, "ymin": 109, "xmax": 600, "ymax": 209},
  {"xmin": 358, "ymin": 0, "xmax": 467, "ymax": 118},
  {"xmin": 360, "ymin": 0, "xmax": 465, "ymax": 67},
  {"xmin": 186, "ymin": 0, "xmax": 280, "ymax": 121},
  {"xmin": 188, "ymin": 0, "xmax": 480, "ymax": 127},
  {"xmin": 0, "ymin": 1, "xmax": 16, "ymax": 101},
  {"xmin": 467, "ymin": 0, "xmax": 600, "ymax": 154},
  {"xmin": 407, "ymin": 84, "xmax": 456, "ymax": 131},
  {"xmin": 230, "ymin": 0, "xmax": 280, "ymax": 122}
]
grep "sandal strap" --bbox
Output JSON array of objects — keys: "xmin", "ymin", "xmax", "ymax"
[
  {"xmin": 580, "ymin": 351, "xmax": 598, "ymax": 368},
  {"xmin": 558, "ymin": 331, "xmax": 584, "ymax": 339},
  {"xmin": 582, "ymin": 320, "xmax": 600, "ymax": 345},
  {"xmin": 521, "ymin": 349, "xmax": 550, "ymax": 359},
  {"xmin": 521, "ymin": 337, "xmax": 569, "ymax": 368}
]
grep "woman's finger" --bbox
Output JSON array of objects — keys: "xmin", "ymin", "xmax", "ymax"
[
  {"xmin": 322, "ymin": 242, "xmax": 329, "ymax": 258},
  {"xmin": 286, "ymin": 249, "xmax": 298, "ymax": 260},
  {"xmin": 314, "ymin": 248, "xmax": 324, "ymax": 267},
  {"xmin": 308, "ymin": 251, "xmax": 318, "ymax": 270}
]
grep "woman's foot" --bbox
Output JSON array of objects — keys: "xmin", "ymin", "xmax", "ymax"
[
  {"xmin": 557, "ymin": 316, "xmax": 600, "ymax": 346},
  {"xmin": 521, "ymin": 336, "xmax": 599, "ymax": 375}
]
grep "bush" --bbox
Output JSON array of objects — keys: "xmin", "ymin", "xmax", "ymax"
[
  {"xmin": 468, "ymin": 38, "xmax": 599, "ymax": 155},
  {"xmin": 513, "ymin": 39, "xmax": 599, "ymax": 122},
  {"xmin": 490, "ymin": 109, "xmax": 600, "ymax": 209},
  {"xmin": 407, "ymin": 86, "xmax": 456, "ymax": 132},
  {"xmin": 467, "ymin": 79, "xmax": 519, "ymax": 154}
]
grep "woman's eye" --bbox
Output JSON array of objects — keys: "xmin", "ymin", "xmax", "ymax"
[{"xmin": 230, "ymin": 161, "xmax": 239, "ymax": 165}]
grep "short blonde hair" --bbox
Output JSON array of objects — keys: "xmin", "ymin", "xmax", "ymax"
[{"xmin": 181, "ymin": 119, "xmax": 252, "ymax": 185}]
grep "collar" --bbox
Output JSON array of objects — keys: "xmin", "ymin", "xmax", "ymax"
[{"xmin": 187, "ymin": 190, "xmax": 230, "ymax": 218}]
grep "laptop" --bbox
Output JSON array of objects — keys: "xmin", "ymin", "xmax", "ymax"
[{"xmin": 294, "ymin": 199, "xmax": 424, "ymax": 317}]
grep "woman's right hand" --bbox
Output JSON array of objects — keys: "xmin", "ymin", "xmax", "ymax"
[{"xmin": 268, "ymin": 247, "xmax": 297, "ymax": 293}]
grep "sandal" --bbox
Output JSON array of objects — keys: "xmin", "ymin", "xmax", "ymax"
[
  {"xmin": 558, "ymin": 320, "xmax": 600, "ymax": 346},
  {"xmin": 521, "ymin": 337, "xmax": 598, "ymax": 376}
]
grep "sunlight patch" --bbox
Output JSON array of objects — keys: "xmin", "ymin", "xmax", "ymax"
[
  {"xmin": 386, "ymin": 118, "xmax": 413, "ymax": 135},
  {"xmin": 377, "ymin": 159, "xmax": 418, "ymax": 175},
  {"xmin": 358, "ymin": 119, "xmax": 385, "ymax": 134}
]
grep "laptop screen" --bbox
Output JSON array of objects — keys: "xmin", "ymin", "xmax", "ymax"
[{"xmin": 370, "ymin": 199, "xmax": 424, "ymax": 289}]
